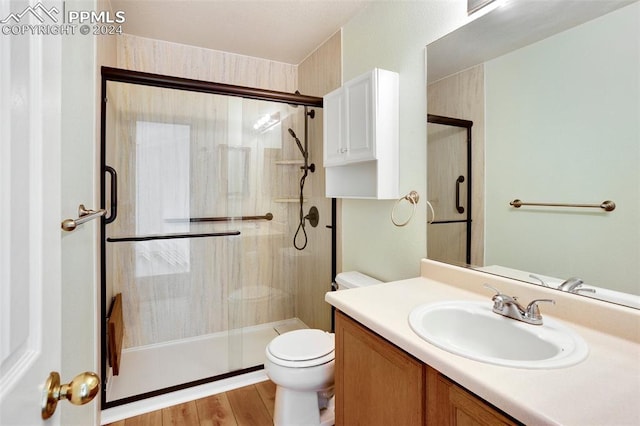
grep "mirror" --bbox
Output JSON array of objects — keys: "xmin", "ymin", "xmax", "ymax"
[{"xmin": 426, "ymin": 0, "xmax": 639, "ymax": 309}]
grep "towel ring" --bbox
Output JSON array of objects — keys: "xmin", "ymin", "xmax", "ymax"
[
  {"xmin": 391, "ymin": 191, "xmax": 420, "ymax": 227},
  {"xmin": 425, "ymin": 200, "xmax": 435, "ymax": 224}
]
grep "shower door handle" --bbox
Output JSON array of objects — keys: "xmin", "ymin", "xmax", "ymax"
[
  {"xmin": 455, "ymin": 175, "xmax": 465, "ymax": 214},
  {"xmin": 104, "ymin": 165, "xmax": 118, "ymax": 224}
]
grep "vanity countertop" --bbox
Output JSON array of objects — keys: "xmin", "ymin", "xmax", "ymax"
[{"xmin": 325, "ymin": 259, "xmax": 640, "ymax": 425}]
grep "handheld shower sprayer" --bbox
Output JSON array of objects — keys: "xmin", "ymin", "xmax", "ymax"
[
  {"xmin": 288, "ymin": 128, "xmax": 315, "ymax": 173},
  {"xmin": 288, "ymin": 128, "xmax": 307, "ymax": 160},
  {"xmin": 288, "ymin": 107, "xmax": 318, "ymax": 251}
]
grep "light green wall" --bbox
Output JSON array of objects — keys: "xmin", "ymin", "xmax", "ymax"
[
  {"xmin": 484, "ymin": 3, "xmax": 640, "ymax": 294},
  {"xmin": 341, "ymin": 1, "xmax": 471, "ymax": 280}
]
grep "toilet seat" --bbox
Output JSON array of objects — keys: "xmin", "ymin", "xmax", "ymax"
[{"xmin": 267, "ymin": 329, "xmax": 335, "ymax": 368}]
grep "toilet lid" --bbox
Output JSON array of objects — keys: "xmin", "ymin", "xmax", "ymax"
[{"xmin": 268, "ymin": 329, "xmax": 334, "ymax": 361}]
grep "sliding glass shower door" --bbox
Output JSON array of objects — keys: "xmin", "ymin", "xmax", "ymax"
[
  {"xmin": 101, "ymin": 72, "xmax": 318, "ymax": 407},
  {"xmin": 427, "ymin": 115, "xmax": 473, "ymax": 265}
]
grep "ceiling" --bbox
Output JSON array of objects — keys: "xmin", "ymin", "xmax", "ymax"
[
  {"xmin": 109, "ymin": 0, "xmax": 373, "ymax": 65},
  {"xmin": 427, "ymin": 0, "xmax": 635, "ymax": 83}
]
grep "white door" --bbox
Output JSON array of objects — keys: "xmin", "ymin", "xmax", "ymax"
[{"xmin": 0, "ymin": 1, "xmax": 94, "ymax": 424}]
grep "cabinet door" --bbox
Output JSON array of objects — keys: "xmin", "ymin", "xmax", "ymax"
[
  {"xmin": 344, "ymin": 71, "xmax": 375, "ymax": 162},
  {"xmin": 323, "ymin": 88, "xmax": 345, "ymax": 166},
  {"xmin": 335, "ymin": 312, "xmax": 425, "ymax": 426},
  {"xmin": 427, "ymin": 367, "xmax": 520, "ymax": 426}
]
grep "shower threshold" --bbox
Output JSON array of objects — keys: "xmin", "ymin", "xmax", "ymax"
[{"xmin": 105, "ymin": 317, "xmax": 307, "ymax": 405}]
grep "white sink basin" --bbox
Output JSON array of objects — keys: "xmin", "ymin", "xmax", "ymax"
[{"xmin": 409, "ymin": 301, "xmax": 588, "ymax": 369}]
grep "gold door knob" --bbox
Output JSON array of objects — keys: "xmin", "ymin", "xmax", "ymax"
[{"xmin": 41, "ymin": 371, "xmax": 100, "ymax": 419}]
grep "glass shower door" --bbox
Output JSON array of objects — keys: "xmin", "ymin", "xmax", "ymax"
[
  {"xmin": 427, "ymin": 115, "xmax": 473, "ymax": 265},
  {"xmin": 102, "ymin": 76, "xmax": 311, "ymax": 407},
  {"xmin": 103, "ymin": 81, "xmax": 250, "ymax": 405}
]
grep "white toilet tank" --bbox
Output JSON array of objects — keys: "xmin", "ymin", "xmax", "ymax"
[{"xmin": 334, "ymin": 271, "xmax": 382, "ymax": 290}]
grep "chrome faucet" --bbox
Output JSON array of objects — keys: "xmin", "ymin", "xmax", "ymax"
[
  {"xmin": 557, "ymin": 277, "xmax": 596, "ymax": 294},
  {"xmin": 484, "ymin": 284, "xmax": 555, "ymax": 325}
]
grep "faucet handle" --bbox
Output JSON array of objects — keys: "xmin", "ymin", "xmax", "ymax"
[
  {"xmin": 484, "ymin": 284, "xmax": 507, "ymax": 311},
  {"xmin": 483, "ymin": 284, "xmax": 503, "ymax": 296},
  {"xmin": 525, "ymin": 299, "xmax": 556, "ymax": 324},
  {"xmin": 529, "ymin": 274, "xmax": 550, "ymax": 287}
]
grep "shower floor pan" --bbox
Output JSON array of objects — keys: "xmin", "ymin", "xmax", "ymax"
[{"xmin": 106, "ymin": 317, "xmax": 307, "ymax": 403}]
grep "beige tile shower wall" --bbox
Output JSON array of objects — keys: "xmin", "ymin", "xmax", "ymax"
[
  {"xmin": 117, "ymin": 34, "xmax": 297, "ymax": 92},
  {"xmin": 297, "ymin": 31, "xmax": 342, "ymax": 331},
  {"xmin": 109, "ymin": 35, "xmax": 305, "ymax": 348},
  {"xmin": 427, "ymin": 64, "xmax": 485, "ymax": 266}
]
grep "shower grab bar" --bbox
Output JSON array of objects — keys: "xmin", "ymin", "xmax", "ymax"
[
  {"xmin": 510, "ymin": 199, "xmax": 616, "ymax": 212},
  {"xmin": 61, "ymin": 204, "xmax": 107, "ymax": 231},
  {"xmin": 106, "ymin": 231, "xmax": 241, "ymax": 242},
  {"xmin": 166, "ymin": 212, "xmax": 273, "ymax": 223}
]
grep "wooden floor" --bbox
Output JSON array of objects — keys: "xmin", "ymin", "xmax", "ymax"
[{"xmin": 106, "ymin": 381, "xmax": 276, "ymax": 426}]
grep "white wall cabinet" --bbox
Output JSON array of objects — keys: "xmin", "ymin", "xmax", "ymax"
[{"xmin": 323, "ymin": 68, "xmax": 399, "ymax": 199}]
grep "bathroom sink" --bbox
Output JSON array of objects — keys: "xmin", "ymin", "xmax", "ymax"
[{"xmin": 408, "ymin": 301, "xmax": 588, "ymax": 369}]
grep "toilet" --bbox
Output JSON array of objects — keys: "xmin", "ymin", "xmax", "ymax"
[{"xmin": 265, "ymin": 271, "xmax": 382, "ymax": 426}]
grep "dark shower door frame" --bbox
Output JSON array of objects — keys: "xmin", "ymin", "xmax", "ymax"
[
  {"xmin": 427, "ymin": 114, "xmax": 473, "ymax": 264},
  {"xmin": 99, "ymin": 66, "xmax": 330, "ymax": 408}
]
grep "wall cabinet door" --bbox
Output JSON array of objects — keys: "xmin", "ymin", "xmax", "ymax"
[
  {"xmin": 343, "ymin": 71, "xmax": 375, "ymax": 163},
  {"xmin": 324, "ymin": 68, "xmax": 397, "ymax": 167},
  {"xmin": 323, "ymin": 88, "xmax": 346, "ymax": 166},
  {"xmin": 323, "ymin": 70, "xmax": 376, "ymax": 166},
  {"xmin": 335, "ymin": 311, "xmax": 425, "ymax": 425}
]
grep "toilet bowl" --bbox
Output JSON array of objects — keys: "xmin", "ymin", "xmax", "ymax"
[
  {"xmin": 265, "ymin": 271, "xmax": 382, "ymax": 426},
  {"xmin": 266, "ymin": 329, "xmax": 335, "ymax": 426}
]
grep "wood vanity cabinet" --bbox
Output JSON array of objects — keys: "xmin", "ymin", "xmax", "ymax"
[
  {"xmin": 335, "ymin": 311, "xmax": 520, "ymax": 426},
  {"xmin": 335, "ymin": 310, "xmax": 425, "ymax": 424},
  {"xmin": 427, "ymin": 368, "xmax": 520, "ymax": 426}
]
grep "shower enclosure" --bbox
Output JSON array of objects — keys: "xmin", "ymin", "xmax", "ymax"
[
  {"xmin": 426, "ymin": 114, "xmax": 472, "ymax": 265},
  {"xmin": 100, "ymin": 67, "xmax": 329, "ymax": 407}
]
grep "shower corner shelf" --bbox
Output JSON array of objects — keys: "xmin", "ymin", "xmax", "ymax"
[
  {"xmin": 275, "ymin": 160, "xmax": 305, "ymax": 165},
  {"xmin": 274, "ymin": 198, "xmax": 308, "ymax": 203}
]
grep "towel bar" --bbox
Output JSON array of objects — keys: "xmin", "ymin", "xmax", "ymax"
[{"xmin": 509, "ymin": 199, "xmax": 615, "ymax": 212}]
